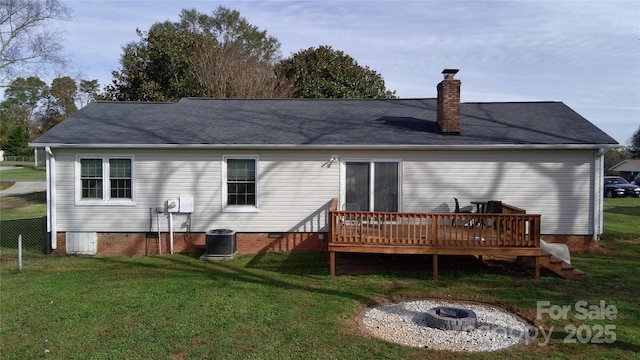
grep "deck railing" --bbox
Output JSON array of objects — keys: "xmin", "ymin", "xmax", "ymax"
[{"xmin": 328, "ymin": 198, "xmax": 540, "ymax": 249}]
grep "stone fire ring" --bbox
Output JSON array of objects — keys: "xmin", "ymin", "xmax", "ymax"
[
  {"xmin": 424, "ymin": 306, "xmax": 477, "ymax": 331},
  {"xmin": 359, "ymin": 299, "xmax": 535, "ymax": 352}
]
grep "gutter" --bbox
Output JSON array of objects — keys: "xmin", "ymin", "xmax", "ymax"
[
  {"xmin": 28, "ymin": 143, "xmax": 620, "ymax": 151},
  {"xmin": 45, "ymin": 147, "xmax": 57, "ymax": 250}
]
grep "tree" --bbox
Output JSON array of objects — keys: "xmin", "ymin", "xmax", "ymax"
[
  {"xmin": 3, "ymin": 76, "xmax": 47, "ymax": 111},
  {"xmin": 49, "ymin": 76, "xmax": 77, "ymax": 116},
  {"xmin": 190, "ymin": 36, "xmax": 294, "ymax": 98},
  {"xmin": 105, "ymin": 6, "xmax": 287, "ymax": 101},
  {"xmin": 4, "ymin": 123, "xmax": 31, "ymax": 156},
  {"xmin": 1, "ymin": 75, "xmax": 89, "ymax": 141},
  {"xmin": 277, "ymin": 45, "xmax": 396, "ymax": 99},
  {"xmin": 0, "ymin": 0, "xmax": 71, "ymax": 80},
  {"xmin": 79, "ymin": 79, "xmax": 100, "ymax": 106},
  {"xmin": 39, "ymin": 76, "xmax": 77, "ymax": 132},
  {"xmin": 630, "ymin": 125, "xmax": 640, "ymax": 159},
  {"xmin": 108, "ymin": 21, "xmax": 207, "ymax": 101},
  {"xmin": 179, "ymin": 7, "xmax": 280, "ymax": 63},
  {"xmin": 1, "ymin": 76, "xmax": 46, "ymax": 139},
  {"xmin": 0, "ymin": 100, "xmax": 13, "ymax": 148}
]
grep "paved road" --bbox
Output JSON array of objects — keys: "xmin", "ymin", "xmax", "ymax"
[
  {"xmin": 0, "ymin": 166, "xmax": 47, "ymax": 197},
  {"xmin": 0, "ymin": 180, "xmax": 47, "ymax": 197}
]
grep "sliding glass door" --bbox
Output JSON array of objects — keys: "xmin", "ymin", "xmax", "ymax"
[{"xmin": 344, "ymin": 161, "xmax": 399, "ymax": 212}]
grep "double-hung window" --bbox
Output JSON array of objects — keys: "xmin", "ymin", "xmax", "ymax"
[
  {"xmin": 76, "ymin": 156, "xmax": 134, "ymax": 205},
  {"xmin": 222, "ymin": 156, "xmax": 259, "ymax": 212}
]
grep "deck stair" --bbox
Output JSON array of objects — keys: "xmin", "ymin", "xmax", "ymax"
[{"xmin": 539, "ymin": 252, "xmax": 586, "ymax": 281}]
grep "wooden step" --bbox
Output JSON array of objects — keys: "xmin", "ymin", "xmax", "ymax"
[
  {"xmin": 539, "ymin": 252, "xmax": 586, "ymax": 281},
  {"xmin": 550, "ymin": 256, "xmax": 564, "ymax": 264},
  {"xmin": 572, "ymin": 269, "xmax": 587, "ymax": 281}
]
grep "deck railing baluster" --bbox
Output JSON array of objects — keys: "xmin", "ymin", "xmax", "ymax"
[{"xmin": 329, "ymin": 201, "xmax": 538, "ymax": 250}]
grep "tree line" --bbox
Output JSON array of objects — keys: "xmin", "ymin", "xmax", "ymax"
[
  {"xmin": 105, "ymin": 7, "xmax": 396, "ymax": 101},
  {"xmin": 1, "ymin": 3, "xmax": 396, "ymax": 156}
]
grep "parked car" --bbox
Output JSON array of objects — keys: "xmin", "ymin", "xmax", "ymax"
[
  {"xmin": 634, "ymin": 174, "xmax": 640, "ymax": 186},
  {"xmin": 604, "ymin": 176, "xmax": 640, "ymax": 198}
]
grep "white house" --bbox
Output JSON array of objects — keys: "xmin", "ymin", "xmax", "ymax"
[{"xmin": 30, "ymin": 70, "xmax": 618, "ymax": 256}]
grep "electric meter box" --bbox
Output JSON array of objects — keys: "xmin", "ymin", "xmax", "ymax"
[{"xmin": 167, "ymin": 198, "xmax": 179, "ymax": 212}]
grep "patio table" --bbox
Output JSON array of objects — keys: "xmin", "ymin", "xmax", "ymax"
[{"xmin": 470, "ymin": 201, "xmax": 488, "ymax": 213}]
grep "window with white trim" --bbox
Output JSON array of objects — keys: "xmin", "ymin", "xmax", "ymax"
[
  {"xmin": 222, "ymin": 156, "xmax": 259, "ymax": 212},
  {"xmin": 76, "ymin": 156, "xmax": 134, "ymax": 204}
]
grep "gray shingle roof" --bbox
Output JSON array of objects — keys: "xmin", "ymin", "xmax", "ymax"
[{"xmin": 31, "ymin": 98, "xmax": 617, "ymax": 147}]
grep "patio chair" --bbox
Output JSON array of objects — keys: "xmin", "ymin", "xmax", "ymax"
[
  {"xmin": 454, "ymin": 198, "xmax": 473, "ymax": 213},
  {"xmin": 485, "ymin": 200, "xmax": 502, "ymax": 229},
  {"xmin": 452, "ymin": 198, "xmax": 472, "ymax": 226},
  {"xmin": 486, "ymin": 201, "xmax": 502, "ymax": 214}
]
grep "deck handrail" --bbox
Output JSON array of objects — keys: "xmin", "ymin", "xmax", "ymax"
[
  {"xmin": 501, "ymin": 203, "xmax": 527, "ymax": 214},
  {"xmin": 329, "ymin": 201, "xmax": 540, "ymax": 249}
]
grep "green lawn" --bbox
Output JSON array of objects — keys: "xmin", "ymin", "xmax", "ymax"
[
  {"xmin": 0, "ymin": 166, "xmax": 47, "ymax": 219},
  {"xmin": 0, "ymin": 166, "xmax": 46, "ymax": 180},
  {"xmin": 1, "ymin": 198, "xmax": 638, "ymax": 359},
  {"xmin": 602, "ymin": 197, "xmax": 640, "ymax": 240}
]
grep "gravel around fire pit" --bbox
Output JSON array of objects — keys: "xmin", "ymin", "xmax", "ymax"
[{"xmin": 360, "ymin": 299, "xmax": 534, "ymax": 352}]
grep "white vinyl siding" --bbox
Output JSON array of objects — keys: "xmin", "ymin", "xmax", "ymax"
[
  {"xmin": 54, "ymin": 149, "xmax": 338, "ymax": 233},
  {"xmin": 52, "ymin": 148, "xmax": 597, "ymax": 237},
  {"xmin": 401, "ymin": 150, "xmax": 594, "ymax": 235}
]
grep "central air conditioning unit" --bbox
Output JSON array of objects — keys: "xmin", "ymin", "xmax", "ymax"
[{"xmin": 200, "ymin": 229, "xmax": 237, "ymax": 261}]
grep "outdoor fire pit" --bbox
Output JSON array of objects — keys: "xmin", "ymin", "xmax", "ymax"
[
  {"xmin": 360, "ymin": 300, "xmax": 534, "ymax": 351},
  {"xmin": 423, "ymin": 306, "xmax": 477, "ymax": 331}
]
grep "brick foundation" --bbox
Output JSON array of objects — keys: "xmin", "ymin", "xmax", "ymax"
[
  {"xmin": 53, "ymin": 231, "xmax": 328, "ymax": 256},
  {"xmin": 52, "ymin": 232, "xmax": 594, "ymax": 256},
  {"xmin": 540, "ymin": 234, "xmax": 596, "ymax": 253}
]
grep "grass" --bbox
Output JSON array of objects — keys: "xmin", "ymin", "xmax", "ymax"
[
  {"xmin": 0, "ymin": 165, "xmax": 47, "ymax": 219},
  {"xmin": 602, "ymin": 197, "xmax": 640, "ymax": 240},
  {"xmin": 0, "ymin": 197, "xmax": 638, "ymax": 359},
  {"xmin": 1, "ymin": 248, "xmax": 639, "ymax": 359},
  {"xmin": 0, "ymin": 192, "xmax": 47, "ymax": 220},
  {"xmin": 2, "ymin": 239, "xmax": 640, "ymax": 357},
  {"xmin": 0, "ymin": 166, "xmax": 45, "ymax": 180}
]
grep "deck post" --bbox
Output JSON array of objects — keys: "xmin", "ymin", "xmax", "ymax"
[
  {"xmin": 534, "ymin": 256, "xmax": 540, "ymax": 279},
  {"xmin": 432, "ymin": 254, "xmax": 438, "ymax": 281},
  {"xmin": 330, "ymin": 251, "xmax": 336, "ymax": 281}
]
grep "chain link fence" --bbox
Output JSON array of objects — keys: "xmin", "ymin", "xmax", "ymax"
[{"xmin": 0, "ymin": 217, "xmax": 49, "ymax": 259}]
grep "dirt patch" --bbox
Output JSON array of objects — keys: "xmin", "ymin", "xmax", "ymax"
[
  {"xmin": 583, "ymin": 242, "xmax": 613, "ymax": 255},
  {"xmin": 0, "ymin": 191, "xmax": 46, "ymax": 210},
  {"xmin": 0, "ymin": 181, "xmax": 14, "ymax": 191}
]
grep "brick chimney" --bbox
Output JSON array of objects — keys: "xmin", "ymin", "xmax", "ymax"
[{"xmin": 437, "ymin": 69, "xmax": 461, "ymax": 134}]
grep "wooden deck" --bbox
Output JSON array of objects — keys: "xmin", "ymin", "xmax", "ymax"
[{"xmin": 327, "ymin": 198, "xmax": 545, "ymax": 280}]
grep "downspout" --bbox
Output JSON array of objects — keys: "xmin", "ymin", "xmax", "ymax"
[
  {"xmin": 45, "ymin": 147, "xmax": 57, "ymax": 250},
  {"xmin": 169, "ymin": 213, "xmax": 174, "ymax": 254},
  {"xmin": 593, "ymin": 148, "xmax": 605, "ymax": 241}
]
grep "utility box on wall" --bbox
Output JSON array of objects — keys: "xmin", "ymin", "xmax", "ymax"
[
  {"xmin": 166, "ymin": 196, "xmax": 194, "ymax": 213},
  {"xmin": 179, "ymin": 196, "xmax": 193, "ymax": 213}
]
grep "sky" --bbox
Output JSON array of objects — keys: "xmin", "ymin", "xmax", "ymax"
[{"xmin": 22, "ymin": 1, "xmax": 640, "ymax": 144}]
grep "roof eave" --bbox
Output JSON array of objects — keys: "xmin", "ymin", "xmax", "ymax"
[{"xmin": 30, "ymin": 142, "xmax": 620, "ymax": 151}]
